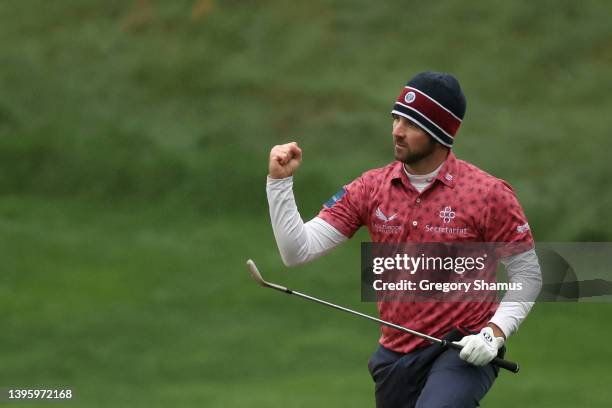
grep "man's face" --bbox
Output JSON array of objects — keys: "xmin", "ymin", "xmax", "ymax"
[{"xmin": 392, "ymin": 114, "xmax": 437, "ymax": 164}]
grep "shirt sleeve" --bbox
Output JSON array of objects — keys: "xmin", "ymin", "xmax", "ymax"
[
  {"xmin": 316, "ymin": 176, "xmax": 367, "ymax": 238},
  {"xmin": 267, "ymin": 176, "xmax": 348, "ymax": 267},
  {"xmin": 489, "ymin": 249, "xmax": 542, "ymax": 338},
  {"xmin": 482, "ymin": 180, "xmax": 534, "ymax": 258}
]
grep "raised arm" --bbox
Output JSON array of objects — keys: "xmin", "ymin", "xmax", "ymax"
[{"xmin": 267, "ymin": 142, "xmax": 348, "ymax": 267}]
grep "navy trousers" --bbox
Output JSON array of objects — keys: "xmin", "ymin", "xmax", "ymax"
[{"xmin": 367, "ymin": 331, "xmax": 500, "ymax": 408}]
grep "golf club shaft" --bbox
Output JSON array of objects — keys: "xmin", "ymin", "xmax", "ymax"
[
  {"xmin": 292, "ymin": 290, "xmax": 442, "ymax": 344},
  {"xmin": 246, "ymin": 260, "xmax": 519, "ymax": 373},
  {"xmin": 275, "ymin": 284, "xmax": 519, "ymax": 373}
]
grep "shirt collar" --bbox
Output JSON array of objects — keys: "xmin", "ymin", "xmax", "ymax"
[
  {"xmin": 390, "ymin": 151, "xmax": 457, "ymax": 189},
  {"xmin": 435, "ymin": 151, "xmax": 457, "ymax": 188}
]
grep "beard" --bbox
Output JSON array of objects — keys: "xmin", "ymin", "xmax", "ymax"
[{"xmin": 394, "ymin": 136, "xmax": 438, "ymax": 164}]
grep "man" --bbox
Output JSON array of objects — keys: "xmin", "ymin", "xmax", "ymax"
[{"xmin": 266, "ymin": 72, "xmax": 541, "ymax": 407}]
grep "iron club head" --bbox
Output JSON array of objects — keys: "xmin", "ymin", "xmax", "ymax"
[
  {"xmin": 246, "ymin": 259, "xmax": 290, "ymax": 293},
  {"xmin": 246, "ymin": 259, "xmax": 267, "ymax": 287}
]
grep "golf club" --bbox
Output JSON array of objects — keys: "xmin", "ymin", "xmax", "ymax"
[{"xmin": 246, "ymin": 259, "xmax": 520, "ymax": 373}]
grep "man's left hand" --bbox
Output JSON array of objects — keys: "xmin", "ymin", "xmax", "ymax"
[{"xmin": 454, "ymin": 327, "xmax": 504, "ymax": 366}]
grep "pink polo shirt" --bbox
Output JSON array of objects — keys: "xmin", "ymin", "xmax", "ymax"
[{"xmin": 317, "ymin": 152, "xmax": 534, "ymax": 353}]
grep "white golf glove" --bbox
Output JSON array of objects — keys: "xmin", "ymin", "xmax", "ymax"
[{"xmin": 454, "ymin": 327, "xmax": 504, "ymax": 366}]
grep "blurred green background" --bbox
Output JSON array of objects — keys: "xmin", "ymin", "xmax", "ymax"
[{"xmin": 1, "ymin": 0, "xmax": 611, "ymax": 406}]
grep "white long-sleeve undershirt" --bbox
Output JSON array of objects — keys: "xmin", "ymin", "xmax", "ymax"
[
  {"xmin": 491, "ymin": 250, "xmax": 542, "ymax": 337},
  {"xmin": 266, "ymin": 175, "xmax": 542, "ymax": 338},
  {"xmin": 267, "ymin": 176, "xmax": 347, "ymax": 266},
  {"xmin": 403, "ymin": 162, "xmax": 443, "ymax": 193}
]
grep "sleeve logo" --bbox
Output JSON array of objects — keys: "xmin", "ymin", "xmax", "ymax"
[
  {"xmin": 517, "ymin": 222, "xmax": 530, "ymax": 233},
  {"xmin": 324, "ymin": 188, "xmax": 347, "ymax": 208}
]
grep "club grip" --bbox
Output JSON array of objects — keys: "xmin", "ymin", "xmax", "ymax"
[
  {"xmin": 491, "ymin": 356, "xmax": 520, "ymax": 373},
  {"xmin": 447, "ymin": 342, "xmax": 520, "ymax": 373}
]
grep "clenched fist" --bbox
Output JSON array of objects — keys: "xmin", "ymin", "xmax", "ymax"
[{"xmin": 268, "ymin": 142, "xmax": 303, "ymax": 179}]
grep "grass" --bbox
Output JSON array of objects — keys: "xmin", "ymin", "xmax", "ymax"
[
  {"xmin": 1, "ymin": 0, "xmax": 611, "ymax": 406},
  {"xmin": 1, "ymin": 197, "xmax": 611, "ymax": 406}
]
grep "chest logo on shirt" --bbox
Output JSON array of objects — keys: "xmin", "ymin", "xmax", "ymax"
[
  {"xmin": 375, "ymin": 207, "xmax": 397, "ymax": 223},
  {"xmin": 439, "ymin": 206, "xmax": 456, "ymax": 223},
  {"xmin": 372, "ymin": 207, "xmax": 402, "ymax": 234},
  {"xmin": 425, "ymin": 205, "xmax": 469, "ymax": 236}
]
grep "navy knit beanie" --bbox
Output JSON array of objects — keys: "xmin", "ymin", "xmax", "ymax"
[{"xmin": 391, "ymin": 72, "xmax": 466, "ymax": 147}]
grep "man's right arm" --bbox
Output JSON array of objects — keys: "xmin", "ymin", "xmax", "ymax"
[{"xmin": 267, "ymin": 143, "xmax": 348, "ymax": 267}]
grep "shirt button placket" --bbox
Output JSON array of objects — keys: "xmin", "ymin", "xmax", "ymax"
[{"xmin": 413, "ymin": 197, "xmax": 421, "ymax": 228}]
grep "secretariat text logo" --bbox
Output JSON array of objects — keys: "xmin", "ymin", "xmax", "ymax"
[
  {"xmin": 426, "ymin": 206, "xmax": 469, "ymax": 235},
  {"xmin": 425, "ymin": 224, "xmax": 469, "ymax": 235}
]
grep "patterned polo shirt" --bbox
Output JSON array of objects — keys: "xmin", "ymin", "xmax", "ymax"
[{"xmin": 317, "ymin": 152, "xmax": 534, "ymax": 353}]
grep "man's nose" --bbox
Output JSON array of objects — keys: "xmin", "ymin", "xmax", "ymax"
[{"xmin": 392, "ymin": 122, "xmax": 404, "ymax": 138}]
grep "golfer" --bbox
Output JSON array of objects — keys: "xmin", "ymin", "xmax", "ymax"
[{"xmin": 266, "ymin": 72, "xmax": 541, "ymax": 407}]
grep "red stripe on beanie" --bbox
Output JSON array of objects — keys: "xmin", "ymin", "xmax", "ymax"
[{"xmin": 395, "ymin": 87, "xmax": 462, "ymax": 136}]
